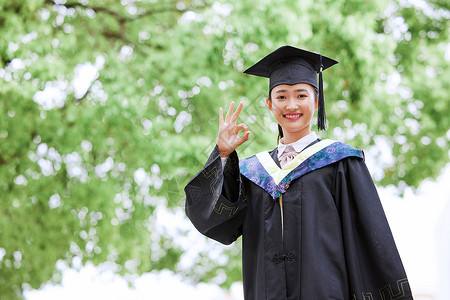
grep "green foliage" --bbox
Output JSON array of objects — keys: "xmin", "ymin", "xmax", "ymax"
[{"xmin": 0, "ymin": 0, "xmax": 448, "ymax": 298}]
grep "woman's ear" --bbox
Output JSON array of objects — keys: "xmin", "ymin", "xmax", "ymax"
[
  {"xmin": 266, "ymin": 98, "xmax": 272, "ymax": 110},
  {"xmin": 315, "ymin": 98, "xmax": 319, "ymax": 111}
]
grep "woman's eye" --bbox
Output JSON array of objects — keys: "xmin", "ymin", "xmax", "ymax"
[
  {"xmin": 277, "ymin": 96, "xmax": 286, "ymax": 100},
  {"xmin": 298, "ymin": 94, "xmax": 307, "ymax": 98}
]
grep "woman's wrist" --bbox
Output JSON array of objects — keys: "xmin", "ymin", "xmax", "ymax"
[{"xmin": 219, "ymin": 151, "xmax": 230, "ymax": 158}]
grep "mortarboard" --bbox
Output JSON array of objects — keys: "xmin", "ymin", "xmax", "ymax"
[{"xmin": 243, "ymin": 45, "xmax": 338, "ymax": 130}]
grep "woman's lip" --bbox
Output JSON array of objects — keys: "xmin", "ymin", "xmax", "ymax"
[{"xmin": 283, "ymin": 113, "xmax": 302, "ymax": 120}]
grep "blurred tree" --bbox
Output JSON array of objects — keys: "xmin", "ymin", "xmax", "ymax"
[{"xmin": 0, "ymin": 0, "xmax": 448, "ymax": 299}]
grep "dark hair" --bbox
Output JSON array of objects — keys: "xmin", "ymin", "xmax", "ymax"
[{"xmin": 268, "ymin": 87, "xmax": 319, "ymax": 143}]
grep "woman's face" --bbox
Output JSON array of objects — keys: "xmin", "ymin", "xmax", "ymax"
[{"xmin": 266, "ymin": 83, "xmax": 318, "ymax": 142}]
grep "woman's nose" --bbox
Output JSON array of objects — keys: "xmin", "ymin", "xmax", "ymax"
[{"xmin": 285, "ymin": 98, "xmax": 298, "ymax": 110}]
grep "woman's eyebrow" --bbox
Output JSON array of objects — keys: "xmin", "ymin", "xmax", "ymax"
[
  {"xmin": 274, "ymin": 89, "xmax": 287, "ymax": 93},
  {"xmin": 274, "ymin": 89, "xmax": 309, "ymax": 93}
]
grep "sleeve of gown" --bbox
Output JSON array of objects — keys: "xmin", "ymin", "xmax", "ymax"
[
  {"xmin": 333, "ymin": 157, "xmax": 413, "ymax": 299},
  {"xmin": 184, "ymin": 145, "xmax": 247, "ymax": 245}
]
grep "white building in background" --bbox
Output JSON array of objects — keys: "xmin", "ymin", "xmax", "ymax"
[
  {"xmin": 380, "ymin": 164, "xmax": 450, "ymax": 300},
  {"xmin": 437, "ymin": 200, "xmax": 450, "ymax": 300}
]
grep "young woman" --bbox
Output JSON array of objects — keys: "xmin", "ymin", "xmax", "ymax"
[{"xmin": 185, "ymin": 46, "xmax": 412, "ymax": 300}]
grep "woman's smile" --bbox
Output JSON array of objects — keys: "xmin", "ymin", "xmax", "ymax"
[{"xmin": 283, "ymin": 113, "xmax": 303, "ymax": 120}]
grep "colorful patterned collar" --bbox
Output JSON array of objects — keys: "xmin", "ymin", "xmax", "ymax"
[{"xmin": 239, "ymin": 140, "xmax": 364, "ymax": 199}]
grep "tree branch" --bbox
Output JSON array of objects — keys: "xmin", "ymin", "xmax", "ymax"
[
  {"xmin": 46, "ymin": 0, "xmax": 128, "ymax": 23},
  {"xmin": 45, "ymin": 0, "xmax": 212, "ymax": 43}
]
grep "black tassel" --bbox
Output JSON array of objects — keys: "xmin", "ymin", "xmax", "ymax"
[
  {"xmin": 277, "ymin": 124, "xmax": 284, "ymax": 143},
  {"xmin": 318, "ymin": 55, "xmax": 326, "ymax": 131}
]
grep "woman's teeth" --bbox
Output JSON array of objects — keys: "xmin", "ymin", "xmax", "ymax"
[{"xmin": 284, "ymin": 114, "xmax": 301, "ymax": 119}]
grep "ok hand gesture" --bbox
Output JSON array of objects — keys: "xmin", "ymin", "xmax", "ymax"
[{"xmin": 217, "ymin": 102, "xmax": 251, "ymax": 157}]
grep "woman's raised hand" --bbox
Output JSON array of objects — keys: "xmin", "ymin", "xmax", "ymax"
[{"xmin": 217, "ymin": 102, "xmax": 251, "ymax": 157}]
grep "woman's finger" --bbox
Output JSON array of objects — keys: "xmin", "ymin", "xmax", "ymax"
[
  {"xmin": 225, "ymin": 101, "xmax": 234, "ymax": 123},
  {"xmin": 236, "ymin": 130, "xmax": 251, "ymax": 147},
  {"xmin": 219, "ymin": 107, "xmax": 224, "ymax": 125},
  {"xmin": 231, "ymin": 102, "xmax": 243, "ymax": 123},
  {"xmin": 235, "ymin": 123, "xmax": 248, "ymax": 133}
]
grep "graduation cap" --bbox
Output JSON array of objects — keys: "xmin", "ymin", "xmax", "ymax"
[{"xmin": 244, "ymin": 45, "xmax": 338, "ymax": 130}]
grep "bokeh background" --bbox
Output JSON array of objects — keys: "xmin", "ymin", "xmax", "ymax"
[{"xmin": 0, "ymin": 0, "xmax": 449, "ymax": 299}]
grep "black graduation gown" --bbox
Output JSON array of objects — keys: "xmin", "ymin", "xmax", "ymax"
[{"xmin": 184, "ymin": 141, "xmax": 413, "ymax": 300}]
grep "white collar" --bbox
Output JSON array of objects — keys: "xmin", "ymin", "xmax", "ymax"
[{"xmin": 277, "ymin": 132, "xmax": 318, "ymax": 160}]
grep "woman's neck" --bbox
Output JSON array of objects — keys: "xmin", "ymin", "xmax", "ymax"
[{"xmin": 281, "ymin": 128, "xmax": 312, "ymax": 144}]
